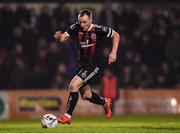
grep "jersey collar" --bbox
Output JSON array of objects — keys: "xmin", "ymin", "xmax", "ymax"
[{"xmin": 87, "ymin": 24, "xmax": 93, "ymax": 31}]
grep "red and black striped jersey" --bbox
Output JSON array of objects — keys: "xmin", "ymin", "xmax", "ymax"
[{"xmin": 65, "ymin": 22, "xmax": 114, "ymax": 67}]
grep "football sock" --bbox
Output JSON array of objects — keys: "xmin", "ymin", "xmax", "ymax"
[
  {"xmin": 66, "ymin": 92, "xmax": 79, "ymax": 116},
  {"xmin": 87, "ymin": 91, "xmax": 106, "ymax": 106}
]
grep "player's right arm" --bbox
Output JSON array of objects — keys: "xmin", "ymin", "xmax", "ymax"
[
  {"xmin": 54, "ymin": 22, "xmax": 79, "ymax": 43},
  {"xmin": 54, "ymin": 31, "xmax": 70, "ymax": 43}
]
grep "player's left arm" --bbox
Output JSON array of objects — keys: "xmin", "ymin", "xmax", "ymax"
[{"xmin": 108, "ymin": 31, "xmax": 120, "ymax": 64}]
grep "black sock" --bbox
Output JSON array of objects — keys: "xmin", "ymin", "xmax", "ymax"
[
  {"xmin": 87, "ymin": 92, "xmax": 105, "ymax": 106},
  {"xmin": 66, "ymin": 92, "xmax": 79, "ymax": 116}
]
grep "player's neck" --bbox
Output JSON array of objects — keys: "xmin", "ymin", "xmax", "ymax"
[{"xmin": 86, "ymin": 24, "xmax": 93, "ymax": 31}]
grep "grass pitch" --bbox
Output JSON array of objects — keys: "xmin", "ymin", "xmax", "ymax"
[{"xmin": 0, "ymin": 114, "xmax": 180, "ymax": 133}]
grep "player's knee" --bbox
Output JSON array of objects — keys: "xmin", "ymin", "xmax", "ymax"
[
  {"xmin": 69, "ymin": 82, "xmax": 78, "ymax": 92},
  {"xmin": 82, "ymin": 90, "xmax": 92, "ymax": 100}
]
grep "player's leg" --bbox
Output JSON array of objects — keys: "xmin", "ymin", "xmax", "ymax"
[
  {"xmin": 78, "ymin": 66, "xmax": 112, "ymax": 119},
  {"xmin": 58, "ymin": 75, "xmax": 84, "ymax": 124},
  {"xmin": 79, "ymin": 84, "xmax": 112, "ymax": 119},
  {"xmin": 79, "ymin": 84, "xmax": 105, "ymax": 105}
]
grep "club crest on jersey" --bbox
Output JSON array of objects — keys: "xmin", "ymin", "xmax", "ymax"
[{"xmin": 91, "ymin": 33, "xmax": 96, "ymax": 40}]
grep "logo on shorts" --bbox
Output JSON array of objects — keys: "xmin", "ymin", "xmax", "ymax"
[
  {"xmin": 91, "ymin": 33, "xmax": 96, "ymax": 40},
  {"xmin": 81, "ymin": 70, "xmax": 87, "ymax": 78}
]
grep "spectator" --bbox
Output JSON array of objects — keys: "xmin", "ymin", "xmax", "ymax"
[
  {"xmin": 51, "ymin": 63, "xmax": 69, "ymax": 89},
  {"xmin": 0, "ymin": 4, "xmax": 15, "ymax": 50},
  {"xmin": 37, "ymin": 5, "xmax": 53, "ymax": 41},
  {"xmin": 10, "ymin": 58, "xmax": 30, "ymax": 88},
  {"xmin": 99, "ymin": 0, "xmax": 118, "ymax": 28},
  {"xmin": 102, "ymin": 69, "xmax": 118, "ymax": 113},
  {"xmin": 53, "ymin": 3, "xmax": 71, "ymax": 31}
]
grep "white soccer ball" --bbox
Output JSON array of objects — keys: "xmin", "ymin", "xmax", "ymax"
[{"xmin": 41, "ymin": 114, "xmax": 58, "ymax": 128}]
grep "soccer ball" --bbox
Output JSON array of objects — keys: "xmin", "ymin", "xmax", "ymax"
[{"xmin": 41, "ymin": 114, "xmax": 58, "ymax": 128}]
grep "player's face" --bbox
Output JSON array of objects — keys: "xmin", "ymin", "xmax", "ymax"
[{"xmin": 78, "ymin": 15, "xmax": 92, "ymax": 31}]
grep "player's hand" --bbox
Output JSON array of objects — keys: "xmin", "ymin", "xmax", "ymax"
[
  {"xmin": 108, "ymin": 52, "xmax": 117, "ymax": 64},
  {"xmin": 54, "ymin": 31, "xmax": 62, "ymax": 41}
]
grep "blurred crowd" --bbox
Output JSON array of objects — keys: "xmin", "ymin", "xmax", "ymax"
[{"xmin": 0, "ymin": 3, "xmax": 180, "ymax": 89}]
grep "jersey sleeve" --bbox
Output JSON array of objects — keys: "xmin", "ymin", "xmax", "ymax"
[
  {"xmin": 97, "ymin": 25, "xmax": 114, "ymax": 38},
  {"xmin": 66, "ymin": 22, "xmax": 79, "ymax": 36}
]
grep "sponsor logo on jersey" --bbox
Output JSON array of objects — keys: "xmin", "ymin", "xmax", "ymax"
[{"xmin": 80, "ymin": 40, "xmax": 94, "ymax": 48}]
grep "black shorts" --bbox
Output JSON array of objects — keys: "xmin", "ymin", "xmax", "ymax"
[{"xmin": 76, "ymin": 65, "xmax": 100, "ymax": 84}]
